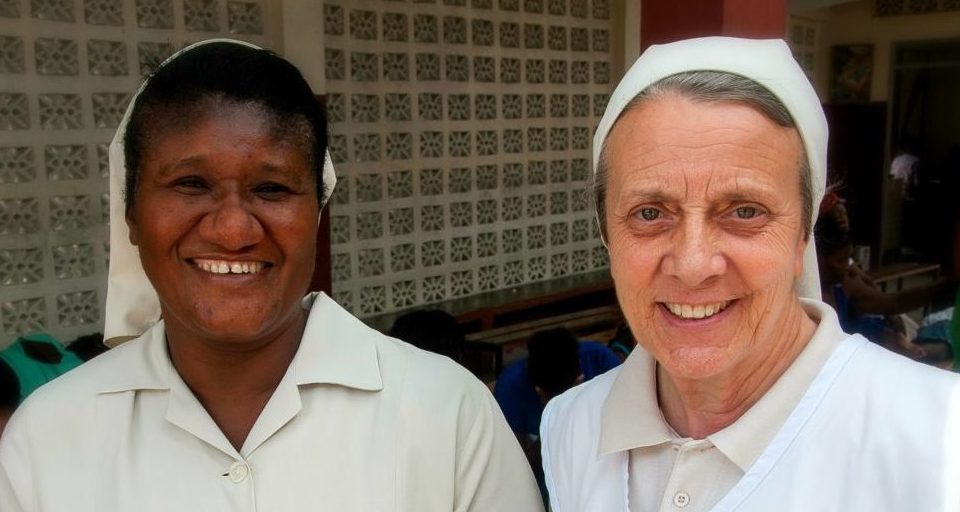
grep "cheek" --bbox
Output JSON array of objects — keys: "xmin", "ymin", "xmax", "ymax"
[
  {"xmin": 726, "ymin": 242, "xmax": 802, "ymax": 326},
  {"xmin": 607, "ymin": 237, "xmax": 663, "ymax": 323},
  {"xmin": 273, "ymin": 205, "xmax": 319, "ymax": 264},
  {"xmin": 729, "ymin": 240, "xmax": 797, "ymax": 290},
  {"xmin": 707, "ymin": 237, "xmax": 802, "ymax": 333},
  {"xmin": 607, "ymin": 234, "xmax": 661, "ymax": 283}
]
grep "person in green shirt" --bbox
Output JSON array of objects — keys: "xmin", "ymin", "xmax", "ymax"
[{"xmin": 0, "ymin": 333, "xmax": 83, "ymax": 435}]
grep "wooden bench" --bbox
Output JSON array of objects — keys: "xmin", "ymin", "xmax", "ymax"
[{"xmin": 364, "ymin": 271, "xmax": 620, "ymax": 380}]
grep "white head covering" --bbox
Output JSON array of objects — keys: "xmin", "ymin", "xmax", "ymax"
[
  {"xmin": 593, "ymin": 37, "xmax": 827, "ymax": 300},
  {"xmin": 104, "ymin": 39, "xmax": 337, "ymax": 347}
]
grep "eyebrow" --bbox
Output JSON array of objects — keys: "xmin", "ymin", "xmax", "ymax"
[
  {"xmin": 154, "ymin": 155, "xmax": 307, "ymax": 183},
  {"xmin": 620, "ymin": 189, "xmax": 677, "ymax": 204},
  {"xmin": 154, "ymin": 155, "xmax": 205, "ymax": 181},
  {"xmin": 618, "ymin": 178, "xmax": 780, "ymax": 205}
]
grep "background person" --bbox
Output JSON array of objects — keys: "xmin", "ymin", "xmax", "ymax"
[
  {"xmin": 495, "ymin": 328, "xmax": 621, "ymax": 440},
  {"xmin": 816, "ymin": 212, "xmax": 954, "ymax": 361},
  {"xmin": 0, "ymin": 334, "xmax": 82, "ymax": 406},
  {"xmin": 606, "ymin": 323, "xmax": 637, "ymax": 362},
  {"xmin": 494, "ymin": 327, "xmax": 620, "ymax": 505},
  {"xmin": 0, "ymin": 333, "xmax": 84, "ymax": 438},
  {"xmin": 0, "ymin": 332, "xmax": 111, "ymax": 438},
  {"xmin": 388, "ymin": 309, "xmax": 465, "ymax": 363},
  {"xmin": 0, "ymin": 360, "xmax": 19, "ymax": 436}
]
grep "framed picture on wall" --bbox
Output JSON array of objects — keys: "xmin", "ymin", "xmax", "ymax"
[{"xmin": 831, "ymin": 44, "xmax": 873, "ymax": 102}]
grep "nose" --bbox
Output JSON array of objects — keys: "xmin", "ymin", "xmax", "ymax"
[
  {"xmin": 197, "ymin": 194, "xmax": 264, "ymax": 251},
  {"xmin": 661, "ymin": 215, "xmax": 726, "ymax": 287}
]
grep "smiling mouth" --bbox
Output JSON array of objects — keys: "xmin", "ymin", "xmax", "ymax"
[
  {"xmin": 661, "ymin": 300, "xmax": 732, "ymax": 320},
  {"xmin": 194, "ymin": 259, "xmax": 267, "ymax": 275}
]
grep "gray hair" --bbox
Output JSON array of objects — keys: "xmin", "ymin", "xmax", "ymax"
[{"xmin": 593, "ymin": 70, "xmax": 813, "ymax": 241}]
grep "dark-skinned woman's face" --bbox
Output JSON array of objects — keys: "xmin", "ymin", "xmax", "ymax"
[{"xmin": 126, "ymin": 99, "xmax": 319, "ymax": 345}]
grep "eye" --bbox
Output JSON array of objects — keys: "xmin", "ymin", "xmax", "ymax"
[
  {"xmin": 172, "ymin": 176, "xmax": 209, "ymax": 193},
  {"xmin": 637, "ymin": 207, "xmax": 662, "ymax": 221},
  {"xmin": 254, "ymin": 182, "xmax": 293, "ymax": 199},
  {"xmin": 733, "ymin": 206, "xmax": 760, "ymax": 219}
]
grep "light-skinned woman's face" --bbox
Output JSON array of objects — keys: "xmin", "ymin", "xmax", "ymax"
[
  {"xmin": 126, "ymin": 99, "xmax": 319, "ymax": 346},
  {"xmin": 603, "ymin": 92, "xmax": 808, "ymax": 380}
]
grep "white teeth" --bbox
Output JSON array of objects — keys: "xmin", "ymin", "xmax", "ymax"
[
  {"xmin": 195, "ymin": 260, "xmax": 264, "ymax": 275},
  {"xmin": 665, "ymin": 301, "xmax": 730, "ymax": 319}
]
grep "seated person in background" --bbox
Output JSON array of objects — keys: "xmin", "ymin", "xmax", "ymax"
[
  {"xmin": 0, "ymin": 333, "xmax": 84, "ymax": 436},
  {"xmin": 0, "ymin": 361, "xmax": 18, "ymax": 436},
  {"xmin": 64, "ymin": 333, "xmax": 109, "ymax": 362},
  {"xmin": 0, "ymin": 333, "xmax": 83, "ymax": 405},
  {"xmin": 818, "ymin": 189, "xmax": 849, "ymax": 232},
  {"xmin": 606, "ymin": 323, "xmax": 637, "ymax": 363},
  {"xmin": 494, "ymin": 328, "xmax": 621, "ymax": 439},
  {"xmin": 494, "ymin": 328, "xmax": 621, "ymax": 499},
  {"xmin": 388, "ymin": 309, "xmax": 464, "ymax": 363},
  {"xmin": 816, "ymin": 214, "xmax": 954, "ymax": 361}
]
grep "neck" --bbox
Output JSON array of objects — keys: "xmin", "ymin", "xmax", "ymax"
[
  {"xmin": 164, "ymin": 311, "xmax": 307, "ymax": 450},
  {"xmin": 657, "ymin": 300, "xmax": 817, "ymax": 439},
  {"xmin": 172, "ymin": 342, "xmax": 300, "ymax": 399}
]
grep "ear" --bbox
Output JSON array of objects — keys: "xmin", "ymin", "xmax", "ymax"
[
  {"xmin": 126, "ymin": 211, "xmax": 139, "ymax": 247},
  {"xmin": 794, "ymin": 235, "xmax": 807, "ymax": 279}
]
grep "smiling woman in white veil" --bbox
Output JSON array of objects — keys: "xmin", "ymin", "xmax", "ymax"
[
  {"xmin": 0, "ymin": 39, "xmax": 543, "ymax": 512},
  {"xmin": 539, "ymin": 37, "xmax": 960, "ymax": 512}
]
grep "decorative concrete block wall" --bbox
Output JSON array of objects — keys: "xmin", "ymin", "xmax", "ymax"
[
  {"xmin": 0, "ymin": 0, "xmax": 614, "ymax": 345},
  {"xmin": 323, "ymin": 0, "xmax": 613, "ymax": 318},
  {"xmin": 0, "ymin": 0, "xmax": 278, "ymax": 345}
]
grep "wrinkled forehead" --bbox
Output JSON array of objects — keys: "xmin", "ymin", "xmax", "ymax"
[
  {"xmin": 593, "ymin": 38, "xmax": 826, "ymax": 201},
  {"xmin": 605, "ymin": 91, "xmax": 804, "ymax": 162},
  {"xmin": 603, "ymin": 95, "xmax": 806, "ymax": 193}
]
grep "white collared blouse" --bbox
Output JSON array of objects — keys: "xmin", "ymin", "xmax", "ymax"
[
  {"xmin": 0, "ymin": 293, "xmax": 544, "ymax": 512},
  {"xmin": 541, "ymin": 300, "xmax": 960, "ymax": 512}
]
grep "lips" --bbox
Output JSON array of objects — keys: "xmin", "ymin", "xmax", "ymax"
[
  {"xmin": 662, "ymin": 300, "xmax": 731, "ymax": 320},
  {"xmin": 193, "ymin": 258, "xmax": 266, "ymax": 275}
]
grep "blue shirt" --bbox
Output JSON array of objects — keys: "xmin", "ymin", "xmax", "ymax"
[{"xmin": 493, "ymin": 341, "xmax": 621, "ymax": 436}]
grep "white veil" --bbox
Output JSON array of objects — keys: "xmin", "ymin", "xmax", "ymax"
[{"xmin": 103, "ymin": 39, "xmax": 337, "ymax": 347}]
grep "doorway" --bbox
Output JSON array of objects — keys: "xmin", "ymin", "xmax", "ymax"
[{"xmin": 886, "ymin": 39, "xmax": 960, "ymax": 269}]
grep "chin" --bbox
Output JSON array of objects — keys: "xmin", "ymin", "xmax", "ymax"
[
  {"xmin": 194, "ymin": 318, "xmax": 276, "ymax": 344},
  {"xmin": 658, "ymin": 345, "xmax": 735, "ymax": 380},
  {"xmin": 177, "ymin": 301, "xmax": 287, "ymax": 342}
]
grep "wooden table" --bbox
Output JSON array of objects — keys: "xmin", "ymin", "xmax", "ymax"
[{"xmin": 869, "ymin": 262, "xmax": 940, "ymax": 293}]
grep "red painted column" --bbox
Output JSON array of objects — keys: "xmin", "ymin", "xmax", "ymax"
[{"xmin": 640, "ymin": 0, "xmax": 787, "ymax": 52}]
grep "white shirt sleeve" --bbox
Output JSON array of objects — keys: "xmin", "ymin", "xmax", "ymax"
[{"xmin": 453, "ymin": 379, "xmax": 545, "ymax": 512}]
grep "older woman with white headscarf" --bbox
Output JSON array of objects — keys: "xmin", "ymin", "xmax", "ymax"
[
  {"xmin": 540, "ymin": 37, "xmax": 960, "ymax": 511},
  {"xmin": 0, "ymin": 40, "xmax": 543, "ymax": 512}
]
